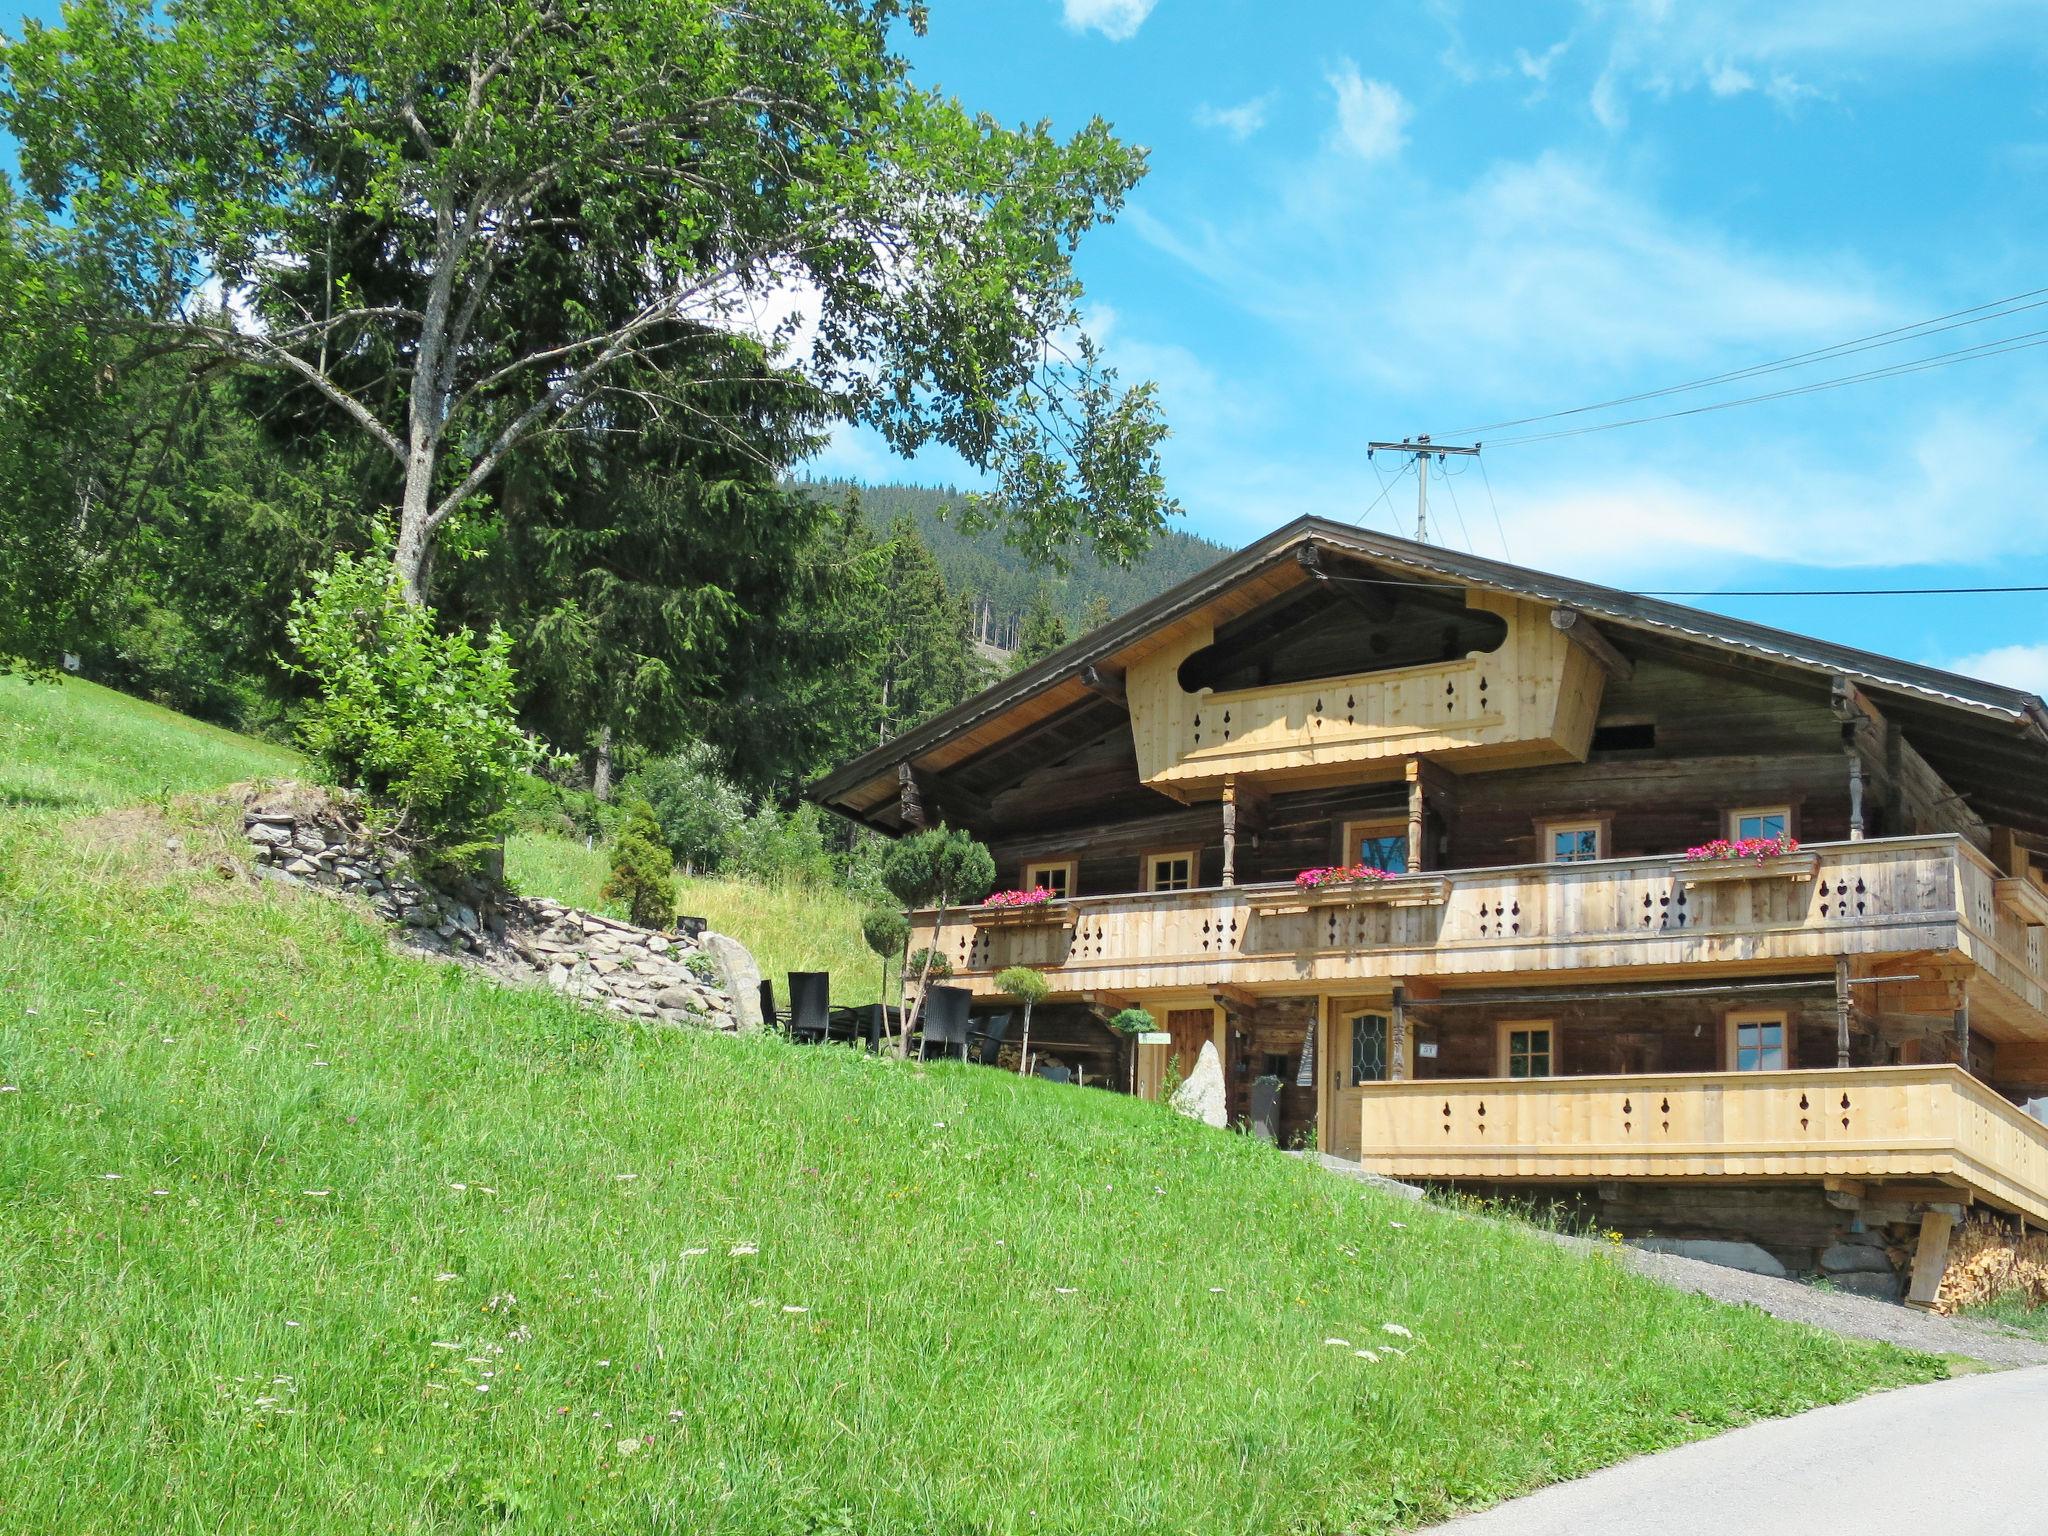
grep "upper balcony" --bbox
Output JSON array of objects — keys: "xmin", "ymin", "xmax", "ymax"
[{"xmin": 924, "ymin": 835, "xmax": 2048, "ymax": 1011}]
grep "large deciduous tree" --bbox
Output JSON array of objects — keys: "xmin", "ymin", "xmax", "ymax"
[{"xmin": 3, "ymin": 0, "xmax": 1176, "ymax": 605}]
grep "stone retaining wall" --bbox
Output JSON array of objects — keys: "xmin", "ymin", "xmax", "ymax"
[{"xmin": 241, "ymin": 786, "xmax": 748, "ymax": 1031}]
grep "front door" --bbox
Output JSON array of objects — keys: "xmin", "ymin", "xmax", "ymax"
[
  {"xmin": 1164, "ymin": 1007, "xmax": 1214, "ymax": 1084},
  {"xmin": 1328, "ymin": 1008, "xmax": 1391, "ymax": 1159}
]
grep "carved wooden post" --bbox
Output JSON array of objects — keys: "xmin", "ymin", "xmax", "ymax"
[
  {"xmin": 1390, "ymin": 985, "xmax": 1409, "ymax": 1082},
  {"xmin": 897, "ymin": 763, "xmax": 926, "ymax": 829},
  {"xmin": 1835, "ymin": 958, "xmax": 1853, "ymax": 1068},
  {"xmin": 1955, "ymin": 996, "xmax": 1972, "ymax": 1074},
  {"xmin": 1221, "ymin": 776, "xmax": 1238, "ymax": 889},
  {"xmin": 1847, "ymin": 752, "xmax": 1865, "ymax": 841},
  {"xmin": 1405, "ymin": 759, "xmax": 1426, "ymax": 873}
]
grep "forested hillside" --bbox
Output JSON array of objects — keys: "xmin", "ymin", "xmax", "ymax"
[{"xmin": 799, "ymin": 477, "xmax": 1232, "ymax": 648}]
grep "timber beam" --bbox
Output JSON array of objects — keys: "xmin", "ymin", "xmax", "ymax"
[
  {"xmin": 1080, "ymin": 663, "xmax": 1126, "ymax": 706},
  {"xmin": 1549, "ymin": 607, "xmax": 1634, "ymax": 680},
  {"xmin": 897, "ymin": 763, "xmax": 992, "ymax": 830},
  {"xmin": 1212, "ymin": 983, "xmax": 1261, "ymax": 1013}
]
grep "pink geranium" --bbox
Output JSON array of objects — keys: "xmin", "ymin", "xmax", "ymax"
[
  {"xmin": 1683, "ymin": 835, "xmax": 1800, "ymax": 864},
  {"xmin": 984, "ymin": 887, "xmax": 1054, "ymax": 908},
  {"xmin": 1294, "ymin": 863, "xmax": 1398, "ymax": 889}
]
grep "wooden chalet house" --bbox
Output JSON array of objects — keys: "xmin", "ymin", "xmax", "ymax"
[{"xmin": 810, "ymin": 519, "xmax": 2048, "ymax": 1294}]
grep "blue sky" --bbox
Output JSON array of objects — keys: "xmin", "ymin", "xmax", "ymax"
[{"xmin": 811, "ymin": 0, "xmax": 2048, "ymax": 693}]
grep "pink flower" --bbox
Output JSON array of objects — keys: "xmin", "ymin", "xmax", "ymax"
[
  {"xmin": 1294, "ymin": 864, "xmax": 1398, "ymax": 889},
  {"xmin": 984, "ymin": 887, "xmax": 1054, "ymax": 908},
  {"xmin": 1683, "ymin": 835, "xmax": 1799, "ymax": 864}
]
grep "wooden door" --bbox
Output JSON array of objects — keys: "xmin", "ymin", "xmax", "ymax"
[
  {"xmin": 1328, "ymin": 1009, "xmax": 1390, "ymax": 1161},
  {"xmin": 1164, "ymin": 1008, "xmax": 1213, "ymax": 1082}
]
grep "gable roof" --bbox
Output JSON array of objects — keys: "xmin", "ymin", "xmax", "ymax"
[{"xmin": 808, "ymin": 517, "xmax": 2048, "ymax": 834}]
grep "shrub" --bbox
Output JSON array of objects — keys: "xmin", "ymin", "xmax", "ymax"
[
  {"xmin": 601, "ymin": 798, "xmax": 677, "ymax": 928},
  {"xmin": 726, "ymin": 800, "xmax": 837, "ymax": 887},
  {"xmin": 994, "ymin": 966, "xmax": 1051, "ymax": 1076},
  {"xmin": 286, "ymin": 550, "xmax": 531, "ymax": 867},
  {"xmin": 904, "ymin": 947, "xmax": 953, "ymax": 981},
  {"xmin": 883, "ymin": 827, "xmax": 995, "ymax": 1056},
  {"xmin": 624, "ymin": 742, "xmax": 747, "ymax": 872},
  {"xmin": 861, "ymin": 906, "xmax": 911, "ymax": 961},
  {"xmin": 1107, "ymin": 1007, "xmax": 1154, "ymax": 1035}
]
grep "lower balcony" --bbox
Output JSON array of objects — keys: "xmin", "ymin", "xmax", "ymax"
[{"xmin": 1344, "ymin": 1064, "xmax": 2048, "ymax": 1225}]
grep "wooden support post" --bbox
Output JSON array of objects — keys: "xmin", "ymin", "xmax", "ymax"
[
  {"xmin": 1905, "ymin": 1209, "xmax": 1956, "ymax": 1311},
  {"xmin": 1221, "ymin": 776, "xmax": 1239, "ymax": 889},
  {"xmin": 896, "ymin": 762, "xmax": 927, "ymax": 829},
  {"xmin": 1847, "ymin": 750, "xmax": 1865, "ymax": 841},
  {"xmin": 1835, "ymin": 957, "xmax": 1853, "ymax": 1069},
  {"xmin": 1955, "ymin": 997, "xmax": 1972, "ymax": 1074},
  {"xmin": 1404, "ymin": 759, "xmax": 1427, "ymax": 873},
  {"xmin": 1390, "ymin": 985, "xmax": 1409, "ymax": 1082},
  {"xmin": 1080, "ymin": 663, "xmax": 1125, "ymax": 705}
]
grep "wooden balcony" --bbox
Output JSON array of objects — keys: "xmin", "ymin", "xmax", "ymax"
[
  {"xmin": 926, "ymin": 835, "xmax": 2041, "ymax": 1000},
  {"xmin": 1343, "ymin": 1064, "xmax": 2048, "ymax": 1224}
]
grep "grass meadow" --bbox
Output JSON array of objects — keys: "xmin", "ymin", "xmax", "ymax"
[{"xmin": 0, "ymin": 676, "xmax": 1945, "ymax": 1533}]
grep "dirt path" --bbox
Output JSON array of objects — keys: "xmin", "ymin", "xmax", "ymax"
[{"xmin": 1314, "ymin": 1154, "xmax": 2048, "ymax": 1367}]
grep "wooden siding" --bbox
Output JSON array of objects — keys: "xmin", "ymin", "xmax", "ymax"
[
  {"xmin": 1124, "ymin": 591, "xmax": 1604, "ymax": 797},
  {"xmin": 927, "ymin": 835, "xmax": 2000, "ymax": 1003},
  {"xmin": 1349, "ymin": 1064, "xmax": 2048, "ymax": 1224}
]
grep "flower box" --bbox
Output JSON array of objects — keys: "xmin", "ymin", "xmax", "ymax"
[
  {"xmin": 1677, "ymin": 852, "xmax": 1819, "ymax": 886},
  {"xmin": 1246, "ymin": 875, "xmax": 1452, "ymax": 914}
]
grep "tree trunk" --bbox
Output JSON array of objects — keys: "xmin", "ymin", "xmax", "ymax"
[
  {"xmin": 898, "ymin": 902, "xmax": 945, "ymax": 1060},
  {"xmin": 592, "ymin": 725, "xmax": 615, "ymax": 803},
  {"xmin": 1016, "ymin": 1000, "xmax": 1034, "ymax": 1076},
  {"xmin": 393, "ymin": 442, "xmax": 439, "ymax": 605}
]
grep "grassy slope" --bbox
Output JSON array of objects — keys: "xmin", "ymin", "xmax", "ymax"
[{"xmin": 0, "ymin": 681, "xmax": 1942, "ymax": 1533}]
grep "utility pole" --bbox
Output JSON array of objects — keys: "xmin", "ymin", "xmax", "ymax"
[{"xmin": 1367, "ymin": 436, "xmax": 1480, "ymax": 543}]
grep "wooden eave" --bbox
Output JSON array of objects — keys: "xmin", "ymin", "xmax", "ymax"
[{"xmin": 806, "ymin": 517, "xmax": 2048, "ymax": 834}]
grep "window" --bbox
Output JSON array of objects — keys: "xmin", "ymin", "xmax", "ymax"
[
  {"xmin": 1729, "ymin": 806, "xmax": 1792, "ymax": 843},
  {"xmin": 1541, "ymin": 819, "xmax": 1605, "ymax": 864},
  {"xmin": 1024, "ymin": 859, "xmax": 1078, "ymax": 899},
  {"xmin": 1590, "ymin": 721, "xmax": 1657, "ymax": 752},
  {"xmin": 1499, "ymin": 1021, "xmax": 1554, "ymax": 1078},
  {"xmin": 1727, "ymin": 1010, "xmax": 1789, "ymax": 1072},
  {"xmin": 1350, "ymin": 1012, "xmax": 1390, "ymax": 1086},
  {"xmin": 1144, "ymin": 849, "xmax": 1198, "ymax": 893},
  {"xmin": 1342, "ymin": 818, "xmax": 1410, "ymax": 874}
]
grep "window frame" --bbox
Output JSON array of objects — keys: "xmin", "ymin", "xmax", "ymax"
[
  {"xmin": 1725, "ymin": 805, "xmax": 1795, "ymax": 843},
  {"xmin": 1537, "ymin": 816, "xmax": 1609, "ymax": 865},
  {"xmin": 1142, "ymin": 848, "xmax": 1200, "ymax": 894},
  {"xmin": 1340, "ymin": 816, "xmax": 1412, "ymax": 874},
  {"xmin": 1724, "ymin": 1008, "xmax": 1792, "ymax": 1073},
  {"xmin": 1497, "ymin": 1019, "xmax": 1556, "ymax": 1079},
  {"xmin": 1023, "ymin": 858, "xmax": 1079, "ymax": 900},
  {"xmin": 1346, "ymin": 1008, "xmax": 1392, "ymax": 1087}
]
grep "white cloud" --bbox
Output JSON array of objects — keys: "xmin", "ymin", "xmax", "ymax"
[
  {"xmin": 1516, "ymin": 41, "xmax": 1570, "ymax": 84},
  {"xmin": 1195, "ymin": 94, "xmax": 1274, "ymax": 141},
  {"xmin": 1326, "ymin": 61, "xmax": 1411, "ymax": 162},
  {"xmin": 1060, "ymin": 0, "xmax": 1155, "ymax": 42},
  {"xmin": 1946, "ymin": 644, "xmax": 2048, "ymax": 696},
  {"xmin": 1705, "ymin": 60, "xmax": 1754, "ymax": 96}
]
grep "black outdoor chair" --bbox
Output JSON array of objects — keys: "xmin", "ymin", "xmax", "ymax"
[
  {"xmin": 788, "ymin": 971, "xmax": 831, "ymax": 1044},
  {"xmin": 967, "ymin": 1011, "xmax": 1012, "ymax": 1066},
  {"xmin": 918, "ymin": 985, "xmax": 973, "ymax": 1062},
  {"xmin": 758, "ymin": 977, "xmax": 780, "ymax": 1033},
  {"xmin": 1248, "ymin": 1074, "xmax": 1284, "ymax": 1145},
  {"xmin": 1035, "ymin": 1062, "xmax": 1073, "ymax": 1084}
]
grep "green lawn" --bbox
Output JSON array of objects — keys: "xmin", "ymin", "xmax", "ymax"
[
  {"xmin": 0, "ymin": 679, "xmax": 1945, "ymax": 1533},
  {"xmin": 0, "ymin": 673, "xmax": 299, "ymax": 813}
]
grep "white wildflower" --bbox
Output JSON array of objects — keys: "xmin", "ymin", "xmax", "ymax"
[
  {"xmin": 1208, "ymin": 1287, "xmax": 1226, "ymax": 1294},
  {"xmin": 435, "ymin": 1272, "xmax": 458, "ymax": 1282},
  {"xmin": 1381, "ymin": 1322, "xmax": 1412, "ymax": 1338},
  {"xmin": 681, "ymin": 1248, "xmax": 709, "ymax": 1259},
  {"xmin": 303, "ymin": 1189, "xmax": 331, "ymax": 1197},
  {"xmin": 781, "ymin": 1305, "xmax": 809, "ymax": 1314},
  {"xmin": 615, "ymin": 1438, "xmax": 642, "ymax": 1456},
  {"xmin": 1054, "ymin": 1287, "xmax": 1078, "ymax": 1296},
  {"xmin": 614, "ymin": 1173, "xmax": 639, "ymax": 1181},
  {"xmin": 431, "ymin": 1341, "xmax": 461, "ymax": 1350},
  {"xmin": 450, "ymin": 1182, "xmax": 467, "ymax": 1191},
  {"xmin": 97, "ymin": 1173, "xmax": 122, "ymax": 1181},
  {"xmin": 283, "ymin": 1320, "xmax": 301, "ymax": 1328},
  {"xmin": 1322, "ymin": 1337, "xmax": 1352, "ymax": 1348},
  {"xmin": 1390, "ymin": 1221, "xmax": 1407, "ymax": 1229},
  {"xmin": 1353, "ymin": 1349, "xmax": 1380, "ymax": 1362},
  {"xmin": 729, "ymin": 1243, "xmax": 758, "ymax": 1257}
]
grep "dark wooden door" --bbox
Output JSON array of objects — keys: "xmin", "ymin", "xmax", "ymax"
[{"xmin": 1164, "ymin": 1007, "xmax": 1213, "ymax": 1080}]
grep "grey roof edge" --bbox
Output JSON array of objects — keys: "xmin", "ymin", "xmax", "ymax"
[{"xmin": 807, "ymin": 515, "xmax": 2048, "ymax": 809}]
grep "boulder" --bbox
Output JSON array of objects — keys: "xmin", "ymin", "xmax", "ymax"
[
  {"xmin": 700, "ymin": 932, "xmax": 763, "ymax": 1032},
  {"xmin": 1168, "ymin": 1041, "xmax": 1228, "ymax": 1129},
  {"xmin": 1819, "ymin": 1241, "xmax": 1898, "ymax": 1275},
  {"xmin": 1629, "ymin": 1238, "xmax": 1789, "ymax": 1279}
]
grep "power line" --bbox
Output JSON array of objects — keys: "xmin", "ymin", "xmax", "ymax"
[
  {"xmin": 1445, "ymin": 282, "xmax": 2048, "ymax": 438},
  {"xmin": 1439, "ymin": 458, "xmax": 1476, "ymax": 553},
  {"xmin": 1476, "ymin": 453, "xmax": 1511, "ymax": 562},
  {"xmin": 1485, "ymin": 326, "xmax": 2048, "ymax": 447},
  {"xmin": 1353, "ymin": 455, "xmax": 1410, "ymax": 528}
]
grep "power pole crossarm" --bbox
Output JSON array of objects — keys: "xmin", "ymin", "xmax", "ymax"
[{"xmin": 1366, "ymin": 436, "xmax": 1480, "ymax": 544}]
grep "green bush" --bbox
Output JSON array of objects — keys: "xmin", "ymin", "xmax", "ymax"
[
  {"xmin": 601, "ymin": 799, "xmax": 677, "ymax": 928},
  {"xmin": 286, "ymin": 550, "xmax": 532, "ymax": 867},
  {"xmin": 624, "ymin": 742, "xmax": 747, "ymax": 872},
  {"xmin": 727, "ymin": 800, "xmax": 837, "ymax": 887},
  {"xmin": 904, "ymin": 947, "xmax": 953, "ymax": 981}
]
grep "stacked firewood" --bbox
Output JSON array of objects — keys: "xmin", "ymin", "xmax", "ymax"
[{"xmin": 1934, "ymin": 1217, "xmax": 2048, "ymax": 1315}]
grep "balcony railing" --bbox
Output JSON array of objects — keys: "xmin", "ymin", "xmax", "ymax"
[
  {"xmin": 1341, "ymin": 1064, "xmax": 2048, "ymax": 1224},
  {"xmin": 918, "ymin": 835, "xmax": 2038, "ymax": 999}
]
